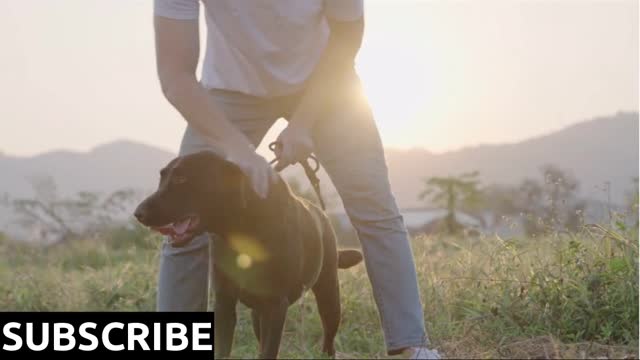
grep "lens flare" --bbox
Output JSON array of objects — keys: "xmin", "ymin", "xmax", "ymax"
[
  {"xmin": 216, "ymin": 233, "xmax": 274, "ymax": 296},
  {"xmin": 229, "ymin": 233, "xmax": 269, "ymax": 261},
  {"xmin": 236, "ymin": 253, "xmax": 252, "ymax": 269}
]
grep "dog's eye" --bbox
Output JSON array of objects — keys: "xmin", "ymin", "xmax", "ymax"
[{"xmin": 172, "ymin": 175, "xmax": 187, "ymax": 185}]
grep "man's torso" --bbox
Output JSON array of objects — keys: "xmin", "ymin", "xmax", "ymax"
[{"xmin": 155, "ymin": 0, "xmax": 331, "ymax": 97}]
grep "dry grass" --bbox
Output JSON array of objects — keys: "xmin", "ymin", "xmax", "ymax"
[
  {"xmin": 0, "ymin": 221, "xmax": 637, "ymax": 359},
  {"xmin": 497, "ymin": 335, "xmax": 638, "ymax": 359}
]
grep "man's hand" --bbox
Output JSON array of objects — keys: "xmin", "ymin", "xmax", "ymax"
[
  {"xmin": 272, "ymin": 124, "xmax": 314, "ymax": 172},
  {"xmin": 224, "ymin": 144, "xmax": 279, "ymax": 198}
]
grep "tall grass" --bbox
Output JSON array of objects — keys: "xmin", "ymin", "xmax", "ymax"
[{"xmin": 0, "ymin": 220, "xmax": 637, "ymax": 359}]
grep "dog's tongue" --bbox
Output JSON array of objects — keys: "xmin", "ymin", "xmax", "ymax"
[
  {"xmin": 154, "ymin": 225, "xmax": 175, "ymax": 236},
  {"xmin": 152, "ymin": 218, "xmax": 191, "ymax": 236},
  {"xmin": 173, "ymin": 218, "xmax": 191, "ymax": 235}
]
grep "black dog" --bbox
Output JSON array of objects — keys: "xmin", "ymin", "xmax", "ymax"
[{"xmin": 134, "ymin": 150, "xmax": 363, "ymax": 359}]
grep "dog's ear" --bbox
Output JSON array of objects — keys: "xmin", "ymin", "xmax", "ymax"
[
  {"xmin": 195, "ymin": 150, "xmax": 253, "ymax": 209},
  {"xmin": 223, "ymin": 161, "xmax": 251, "ymax": 209},
  {"xmin": 207, "ymin": 154, "xmax": 252, "ymax": 208}
]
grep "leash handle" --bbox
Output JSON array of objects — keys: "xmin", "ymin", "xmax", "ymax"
[
  {"xmin": 268, "ymin": 141, "xmax": 326, "ymax": 211},
  {"xmin": 302, "ymin": 160, "xmax": 326, "ymax": 211}
]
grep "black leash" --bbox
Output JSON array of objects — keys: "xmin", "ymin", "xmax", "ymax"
[{"xmin": 268, "ymin": 141, "xmax": 326, "ymax": 211}]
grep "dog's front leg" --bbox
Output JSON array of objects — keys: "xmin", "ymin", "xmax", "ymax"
[
  {"xmin": 259, "ymin": 296, "xmax": 289, "ymax": 359},
  {"xmin": 214, "ymin": 290, "xmax": 238, "ymax": 359}
]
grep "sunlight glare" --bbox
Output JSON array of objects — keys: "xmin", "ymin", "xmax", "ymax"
[
  {"xmin": 229, "ymin": 233, "xmax": 269, "ymax": 262},
  {"xmin": 356, "ymin": 30, "xmax": 438, "ymax": 148},
  {"xmin": 237, "ymin": 253, "xmax": 253, "ymax": 269}
]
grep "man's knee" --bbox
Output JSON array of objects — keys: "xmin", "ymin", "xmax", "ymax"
[
  {"xmin": 349, "ymin": 211, "xmax": 407, "ymax": 236},
  {"xmin": 342, "ymin": 191, "xmax": 407, "ymax": 236}
]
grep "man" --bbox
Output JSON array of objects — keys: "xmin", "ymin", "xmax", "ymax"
[{"xmin": 152, "ymin": 1, "xmax": 440, "ymax": 359}]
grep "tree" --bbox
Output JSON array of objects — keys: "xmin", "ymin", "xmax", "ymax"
[
  {"xmin": 418, "ymin": 171, "xmax": 482, "ymax": 234},
  {"xmin": 480, "ymin": 184, "xmax": 520, "ymax": 230},
  {"xmin": 513, "ymin": 165, "xmax": 585, "ymax": 236},
  {"xmin": 12, "ymin": 175, "xmax": 77, "ymax": 242},
  {"xmin": 541, "ymin": 165, "xmax": 580, "ymax": 227},
  {"xmin": 626, "ymin": 177, "xmax": 639, "ymax": 227},
  {"xmin": 9, "ymin": 175, "xmax": 140, "ymax": 244}
]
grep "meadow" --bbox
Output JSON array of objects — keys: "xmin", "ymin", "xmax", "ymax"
[{"xmin": 0, "ymin": 219, "xmax": 637, "ymax": 359}]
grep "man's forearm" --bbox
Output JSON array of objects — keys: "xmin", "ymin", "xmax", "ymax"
[
  {"xmin": 289, "ymin": 18, "xmax": 365, "ymax": 129},
  {"xmin": 153, "ymin": 16, "xmax": 251, "ymax": 156},
  {"xmin": 161, "ymin": 74, "xmax": 254, "ymax": 155},
  {"xmin": 153, "ymin": 15, "xmax": 275, "ymax": 198}
]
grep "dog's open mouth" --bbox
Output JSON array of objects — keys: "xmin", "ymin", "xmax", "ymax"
[{"xmin": 151, "ymin": 215, "xmax": 201, "ymax": 247}]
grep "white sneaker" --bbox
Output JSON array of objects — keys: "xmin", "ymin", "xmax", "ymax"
[{"xmin": 404, "ymin": 346, "xmax": 442, "ymax": 360}]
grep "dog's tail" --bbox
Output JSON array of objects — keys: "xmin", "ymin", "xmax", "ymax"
[{"xmin": 338, "ymin": 249, "xmax": 363, "ymax": 269}]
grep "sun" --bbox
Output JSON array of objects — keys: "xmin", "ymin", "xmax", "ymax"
[
  {"xmin": 256, "ymin": 23, "xmax": 441, "ymax": 158},
  {"xmin": 355, "ymin": 32, "xmax": 438, "ymax": 149}
]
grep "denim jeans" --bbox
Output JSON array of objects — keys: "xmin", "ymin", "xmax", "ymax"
[{"xmin": 156, "ymin": 76, "xmax": 429, "ymax": 353}]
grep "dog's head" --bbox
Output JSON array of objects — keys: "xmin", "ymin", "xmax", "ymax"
[{"xmin": 134, "ymin": 150, "xmax": 249, "ymax": 247}]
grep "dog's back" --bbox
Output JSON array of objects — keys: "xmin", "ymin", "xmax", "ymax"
[
  {"xmin": 269, "ymin": 180, "xmax": 365, "ymax": 282},
  {"xmin": 299, "ymin": 195, "xmax": 362, "ymax": 281}
]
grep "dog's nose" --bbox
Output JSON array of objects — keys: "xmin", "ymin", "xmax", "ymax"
[{"xmin": 134, "ymin": 208, "xmax": 147, "ymax": 223}]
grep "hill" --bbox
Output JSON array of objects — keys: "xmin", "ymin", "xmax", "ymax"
[
  {"xmin": 1, "ymin": 111, "xmax": 637, "ymax": 213},
  {"xmin": 384, "ymin": 111, "xmax": 638, "ymax": 208}
]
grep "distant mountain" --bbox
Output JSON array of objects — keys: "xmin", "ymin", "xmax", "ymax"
[
  {"xmin": 0, "ymin": 140, "xmax": 175, "ymax": 199},
  {"xmin": 1, "ymin": 112, "xmax": 637, "ymax": 217},
  {"xmin": 384, "ymin": 111, "xmax": 638, "ymax": 208}
]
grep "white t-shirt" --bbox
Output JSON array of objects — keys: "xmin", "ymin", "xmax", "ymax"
[{"xmin": 154, "ymin": 0, "xmax": 364, "ymax": 97}]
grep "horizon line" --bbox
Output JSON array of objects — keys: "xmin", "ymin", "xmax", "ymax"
[{"xmin": 1, "ymin": 110, "xmax": 637, "ymax": 159}]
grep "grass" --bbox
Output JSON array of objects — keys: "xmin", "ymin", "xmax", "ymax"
[{"xmin": 0, "ymin": 221, "xmax": 637, "ymax": 359}]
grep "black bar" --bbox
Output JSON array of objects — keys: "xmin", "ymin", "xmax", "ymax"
[{"xmin": 0, "ymin": 312, "xmax": 214, "ymax": 359}]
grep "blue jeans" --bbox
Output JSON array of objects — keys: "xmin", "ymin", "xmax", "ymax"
[{"xmin": 156, "ymin": 76, "xmax": 429, "ymax": 353}]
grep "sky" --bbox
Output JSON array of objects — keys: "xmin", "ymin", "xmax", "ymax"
[{"xmin": 0, "ymin": 0, "xmax": 637, "ymax": 157}]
